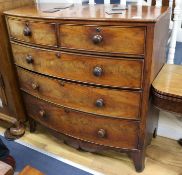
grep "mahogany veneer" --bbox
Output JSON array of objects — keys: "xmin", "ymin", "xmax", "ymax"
[
  {"xmin": 17, "ymin": 67, "xmax": 141, "ymax": 119},
  {"xmin": 4, "ymin": 4, "xmax": 170, "ymax": 172},
  {"xmin": 12, "ymin": 43, "xmax": 143, "ymax": 89}
]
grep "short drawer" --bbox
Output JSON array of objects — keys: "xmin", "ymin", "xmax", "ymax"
[
  {"xmin": 60, "ymin": 25, "xmax": 145, "ymax": 55},
  {"xmin": 12, "ymin": 43, "xmax": 143, "ymax": 89},
  {"xmin": 23, "ymin": 93, "xmax": 139, "ymax": 149},
  {"xmin": 17, "ymin": 67, "xmax": 141, "ymax": 120},
  {"xmin": 7, "ymin": 18, "xmax": 57, "ymax": 47}
]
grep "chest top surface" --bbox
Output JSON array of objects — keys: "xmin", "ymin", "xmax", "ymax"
[{"xmin": 4, "ymin": 4, "xmax": 169, "ymax": 23}]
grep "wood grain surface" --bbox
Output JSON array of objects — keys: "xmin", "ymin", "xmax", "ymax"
[
  {"xmin": 152, "ymin": 64, "xmax": 182, "ymax": 98},
  {"xmin": 11, "ymin": 43, "xmax": 143, "ymax": 89},
  {"xmin": 7, "ymin": 17, "xmax": 57, "ymax": 47},
  {"xmin": 23, "ymin": 93, "xmax": 139, "ymax": 149},
  {"xmin": 60, "ymin": 25, "xmax": 145, "ymax": 55},
  {"xmin": 17, "ymin": 67, "xmax": 141, "ymax": 119}
]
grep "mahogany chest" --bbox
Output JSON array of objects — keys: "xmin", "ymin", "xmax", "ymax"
[{"xmin": 4, "ymin": 4, "xmax": 170, "ymax": 172}]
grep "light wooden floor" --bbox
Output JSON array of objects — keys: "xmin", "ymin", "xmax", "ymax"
[{"xmin": 0, "ymin": 122, "xmax": 182, "ymax": 175}]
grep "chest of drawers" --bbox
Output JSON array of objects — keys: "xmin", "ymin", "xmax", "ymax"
[{"xmin": 4, "ymin": 4, "xmax": 170, "ymax": 172}]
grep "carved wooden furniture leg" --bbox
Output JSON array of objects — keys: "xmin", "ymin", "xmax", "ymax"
[
  {"xmin": 0, "ymin": 113, "xmax": 25, "ymax": 140},
  {"xmin": 29, "ymin": 118, "xmax": 36, "ymax": 133},
  {"xmin": 130, "ymin": 150, "xmax": 145, "ymax": 172},
  {"xmin": 4, "ymin": 121, "xmax": 25, "ymax": 141}
]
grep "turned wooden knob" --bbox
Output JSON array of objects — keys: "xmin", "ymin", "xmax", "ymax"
[
  {"xmin": 92, "ymin": 34, "xmax": 103, "ymax": 44},
  {"xmin": 39, "ymin": 110, "xmax": 46, "ymax": 118},
  {"xmin": 97, "ymin": 129, "xmax": 106, "ymax": 138},
  {"xmin": 26, "ymin": 55, "xmax": 33, "ymax": 64},
  {"xmin": 31, "ymin": 82, "xmax": 39, "ymax": 90},
  {"xmin": 95, "ymin": 99, "xmax": 104, "ymax": 107},
  {"xmin": 93, "ymin": 67, "xmax": 103, "ymax": 77},
  {"xmin": 23, "ymin": 24, "xmax": 32, "ymax": 36}
]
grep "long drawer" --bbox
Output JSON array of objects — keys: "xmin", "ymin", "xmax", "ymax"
[
  {"xmin": 60, "ymin": 25, "xmax": 145, "ymax": 55},
  {"xmin": 12, "ymin": 43, "xmax": 143, "ymax": 89},
  {"xmin": 17, "ymin": 67, "xmax": 141, "ymax": 120},
  {"xmin": 7, "ymin": 17, "xmax": 57, "ymax": 47},
  {"xmin": 23, "ymin": 92, "xmax": 139, "ymax": 149}
]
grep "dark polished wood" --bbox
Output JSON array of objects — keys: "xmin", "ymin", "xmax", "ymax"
[
  {"xmin": 17, "ymin": 67, "xmax": 141, "ymax": 120},
  {"xmin": 130, "ymin": 149, "xmax": 145, "ymax": 172},
  {"xmin": 23, "ymin": 92, "xmax": 139, "ymax": 149},
  {"xmin": 11, "ymin": 42, "xmax": 144, "ymax": 89},
  {"xmin": 0, "ymin": 0, "xmax": 34, "ymax": 139},
  {"xmin": 152, "ymin": 90, "xmax": 182, "ymax": 114},
  {"xmin": 60, "ymin": 25, "xmax": 145, "ymax": 55},
  {"xmin": 4, "ymin": 4, "xmax": 170, "ymax": 172},
  {"xmin": 7, "ymin": 17, "xmax": 57, "ymax": 47}
]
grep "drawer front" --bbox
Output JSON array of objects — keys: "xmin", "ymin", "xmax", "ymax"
[
  {"xmin": 60, "ymin": 25, "xmax": 145, "ymax": 55},
  {"xmin": 12, "ymin": 43, "xmax": 143, "ymax": 89},
  {"xmin": 17, "ymin": 68, "xmax": 141, "ymax": 119},
  {"xmin": 23, "ymin": 93, "xmax": 139, "ymax": 149},
  {"xmin": 7, "ymin": 18, "xmax": 57, "ymax": 47}
]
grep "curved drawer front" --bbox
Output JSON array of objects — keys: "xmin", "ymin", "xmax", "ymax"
[
  {"xmin": 23, "ymin": 93, "xmax": 139, "ymax": 149},
  {"xmin": 60, "ymin": 25, "xmax": 145, "ymax": 55},
  {"xmin": 7, "ymin": 18, "xmax": 57, "ymax": 47},
  {"xmin": 12, "ymin": 43, "xmax": 143, "ymax": 89},
  {"xmin": 17, "ymin": 68, "xmax": 141, "ymax": 119}
]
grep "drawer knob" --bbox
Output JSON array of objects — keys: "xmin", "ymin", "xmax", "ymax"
[
  {"xmin": 31, "ymin": 82, "xmax": 39, "ymax": 90},
  {"xmin": 96, "ymin": 99, "xmax": 104, "ymax": 108},
  {"xmin": 39, "ymin": 110, "xmax": 46, "ymax": 118},
  {"xmin": 92, "ymin": 34, "xmax": 103, "ymax": 44},
  {"xmin": 23, "ymin": 24, "xmax": 32, "ymax": 36},
  {"xmin": 97, "ymin": 129, "xmax": 106, "ymax": 138},
  {"xmin": 93, "ymin": 67, "xmax": 102, "ymax": 77},
  {"xmin": 26, "ymin": 55, "xmax": 33, "ymax": 64}
]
